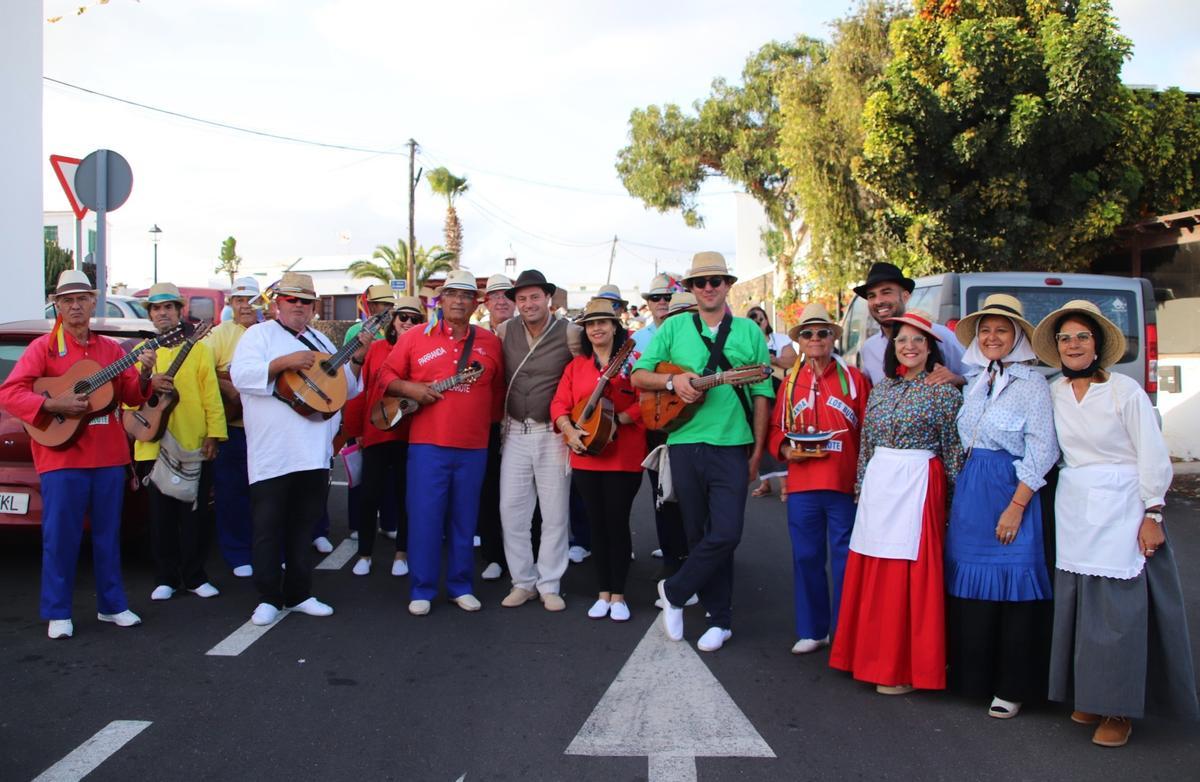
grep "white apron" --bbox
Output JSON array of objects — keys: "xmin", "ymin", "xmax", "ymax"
[
  {"xmin": 849, "ymin": 447, "xmax": 933, "ymax": 561},
  {"xmin": 1055, "ymin": 463, "xmax": 1146, "ymax": 579}
]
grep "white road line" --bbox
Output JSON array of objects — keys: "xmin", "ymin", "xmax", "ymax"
[
  {"xmin": 330, "ymin": 480, "xmax": 349, "ymax": 486},
  {"xmin": 315, "ymin": 538, "xmax": 356, "ymax": 570},
  {"xmin": 648, "ymin": 756, "xmax": 696, "ymax": 782},
  {"xmin": 205, "ymin": 613, "xmax": 290, "ymax": 657},
  {"xmin": 32, "ymin": 720, "xmax": 152, "ymax": 782}
]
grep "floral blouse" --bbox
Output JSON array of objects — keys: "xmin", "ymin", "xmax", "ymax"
[
  {"xmin": 956, "ymin": 363, "xmax": 1058, "ymax": 491},
  {"xmin": 855, "ymin": 371, "xmax": 965, "ymax": 494}
]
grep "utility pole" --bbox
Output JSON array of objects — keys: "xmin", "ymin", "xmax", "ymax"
[
  {"xmin": 604, "ymin": 235, "xmax": 618, "ymax": 284},
  {"xmin": 407, "ymin": 138, "xmax": 420, "ymax": 292}
]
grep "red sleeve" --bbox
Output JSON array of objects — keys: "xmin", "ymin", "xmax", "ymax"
[
  {"xmin": 611, "ymin": 373, "xmax": 641, "ymax": 419},
  {"xmin": 550, "ymin": 358, "xmax": 578, "ymax": 427},
  {"xmin": 767, "ymin": 384, "xmax": 788, "ymax": 460},
  {"xmin": 0, "ymin": 337, "xmax": 51, "ymax": 424}
]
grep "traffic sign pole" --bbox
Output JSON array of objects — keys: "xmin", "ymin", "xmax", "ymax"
[
  {"xmin": 95, "ymin": 150, "xmax": 108, "ymax": 314},
  {"xmin": 75, "ymin": 149, "xmax": 133, "ymax": 317}
]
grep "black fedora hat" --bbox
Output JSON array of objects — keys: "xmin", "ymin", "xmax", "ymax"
[
  {"xmin": 505, "ymin": 269, "xmax": 557, "ymax": 300},
  {"xmin": 853, "ymin": 262, "xmax": 915, "ymax": 298}
]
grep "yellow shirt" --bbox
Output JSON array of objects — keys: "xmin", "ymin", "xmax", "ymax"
[
  {"xmin": 130, "ymin": 340, "xmax": 228, "ymax": 461},
  {"xmin": 206, "ymin": 320, "xmax": 247, "ymax": 371}
]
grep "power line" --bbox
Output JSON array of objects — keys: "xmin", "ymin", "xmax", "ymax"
[{"xmin": 419, "ymin": 144, "xmax": 630, "ymax": 197}]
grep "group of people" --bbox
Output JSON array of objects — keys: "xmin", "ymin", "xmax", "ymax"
[{"xmin": 3, "ymin": 254, "xmax": 1195, "ymax": 748}]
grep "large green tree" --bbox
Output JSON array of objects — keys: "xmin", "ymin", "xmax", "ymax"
[
  {"xmin": 1123, "ymin": 87, "xmax": 1200, "ymax": 219},
  {"xmin": 857, "ymin": 0, "xmax": 1139, "ymax": 272},
  {"xmin": 426, "ymin": 167, "xmax": 469, "ymax": 267},
  {"xmin": 348, "ymin": 240, "xmax": 456, "ymax": 291}
]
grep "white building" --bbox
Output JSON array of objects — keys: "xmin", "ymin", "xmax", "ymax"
[{"xmin": 43, "ymin": 210, "xmax": 103, "ymax": 266}]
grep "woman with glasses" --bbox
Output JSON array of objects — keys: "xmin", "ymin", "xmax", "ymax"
[
  {"xmin": 1033, "ymin": 301, "xmax": 1198, "ymax": 747},
  {"xmin": 830, "ymin": 311, "xmax": 964, "ymax": 695},
  {"xmin": 348, "ymin": 296, "xmax": 425, "ymax": 577},
  {"xmin": 747, "ymin": 306, "xmax": 796, "ymax": 499},
  {"xmin": 944, "ymin": 295, "xmax": 1058, "ymax": 719},
  {"xmin": 767, "ymin": 304, "xmax": 869, "ymax": 656}
]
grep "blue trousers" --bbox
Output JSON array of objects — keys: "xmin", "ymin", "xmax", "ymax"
[
  {"xmin": 787, "ymin": 490, "xmax": 855, "ymax": 641},
  {"xmin": 213, "ymin": 426, "xmax": 251, "ymax": 569},
  {"xmin": 407, "ymin": 444, "xmax": 487, "ymax": 601},
  {"xmin": 40, "ymin": 466, "xmax": 129, "ymax": 620}
]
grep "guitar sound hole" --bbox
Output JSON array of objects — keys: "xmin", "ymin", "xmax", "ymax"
[{"xmin": 146, "ymin": 395, "xmax": 160, "ymax": 408}]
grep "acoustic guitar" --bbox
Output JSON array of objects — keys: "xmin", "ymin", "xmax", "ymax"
[
  {"xmin": 123, "ymin": 321, "xmax": 213, "ymax": 443},
  {"xmin": 370, "ymin": 361, "xmax": 485, "ymax": 431},
  {"xmin": 640, "ymin": 361, "xmax": 772, "ymax": 432},
  {"xmin": 273, "ymin": 311, "xmax": 389, "ymax": 419},
  {"xmin": 24, "ymin": 325, "xmax": 188, "ymax": 448},
  {"xmin": 566, "ymin": 338, "xmax": 636, "ymax": 455}
]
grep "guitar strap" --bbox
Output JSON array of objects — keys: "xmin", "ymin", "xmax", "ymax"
[
  {"xmin": 456, "ymin": 326, "xmax": 477, "ymax": 374},
  {"xmin": 276, "ymin": 320, "xmax": 325, "ymax": 353},
  {"xmin": 692, "ymin": 312, "xmax": 752, "ymax": 427}
]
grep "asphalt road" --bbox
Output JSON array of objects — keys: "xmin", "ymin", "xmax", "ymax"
[{"xmin": 2, "ymin": 476, "xmax": 1198, "ymax": 781}]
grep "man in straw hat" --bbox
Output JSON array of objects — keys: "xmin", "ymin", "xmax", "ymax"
[
  {"xmin": 0, "ymin": 270, "xmax": 164, "ymax": 638},
  {"xmin": 495, "ymin": 269, "xmax": 583, "ymax": 612},
  {"xmin": 854, "ymin": 261, "xmax": 966, "ymax": 386},
  {"xmin": 477, "ymin": 273, "xmax": 516, "ymax": 581},
  {"xmin": 483, "ymin": 274, "xmax": 515, "ymax": 332},
  {"xmin": 230, "ymin": 271, "xmax": 369, "ymax": 626},
  {"xmin": 344, "ymin": 283, "xmax": 397, "ymax": 347},
  {"xmin": 632, "ymin": 251, "xmax": 775, "ymax": 652}
]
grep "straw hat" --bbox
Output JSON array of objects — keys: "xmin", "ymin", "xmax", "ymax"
[
  {"xmin": 366, "ymin": 284, "xmax": 396, "ymax": 304},
  {"xmin": 230, "ymin": 276, "xmax": 260, "ymax": 299},
  {"xmin": 642, "ymin": 274, "xmax": 674, "ymax": 299},
  {"xmin": 883, "ymin": 309, "xmax": 941, "ymax": 341},
  {"xmin": 665, "ymin": 292, "xmax": 698, "ymax": 318},
  {"xmin": 682, "ymin": 251, "xmax": 737, "ymax": 284},
  {"xmin": 146, "ymin": 282, "xmax": 184, "ymax": 305},
  {"xmin": 954, "ymin": 293, "xmax": 1034, "ymax": 347},
  {"xmin": 485, "ymin": 274, "xmax": 513, "ymax": 295},
  {"xmin": 596, "ymin": 284, "xmax": 628, "ymax": 307},
  {"xmin": 575, "ymin": 298, "xmax": 622, "ymax": 325},
  {"xmin": 1032, "ymin": 299, "xmax": 1126, "ymax": 369},
  {"xmin": 273, "ymin": 272, "xmax": 318, "ymax": 301},
  {"xmin": 787, "ymin": 303, "xmax": 842, "ymax": 342},
  {"xmin": 51, "ymin": 269, "xmax": 97, "ymax": 298},
  {"xmin": 394, "ymin": 295, "xmax": 423, "ymax": 314},
  {"xmin": 441, "ymin": 269, "xmax": 479, "ymax": 296}
]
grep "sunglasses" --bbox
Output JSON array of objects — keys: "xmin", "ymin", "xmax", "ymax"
[
  {"xmin": 278, "ymin": 296, "xmax": 312, "ymax": 305},
  {"xmin": 394, "ymin": 312, "xmax": 424, "ymax": 325},
  {"xmin": 797, "ymin": 328, "xmax": 833, "ymax": 340},
  {"xmin": 1055, "ymin": 331, "xmax": 1093, "ymax": 344},
  {"xmin": 689, "ymin": 276, "xmax": 727, "ymax": 290},
  {"xmin": 646, "ymin": 294, "xmax": 672, "ymax": 303}
]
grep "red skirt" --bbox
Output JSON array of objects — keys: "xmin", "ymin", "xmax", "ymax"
[{"xmin": 829, "ymin": 457, "xmax": 947, "ymax": 690}]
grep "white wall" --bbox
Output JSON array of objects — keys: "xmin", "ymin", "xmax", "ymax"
[
  {"xmin": 2, "ymin": 6, "xmax": 45, "ymax": 320},
  {"xmin": 734, "ymin": 193, "xmax": 772, "ymax": 280},
  {"xmin": 1158, "ymin": 354, "xmax": 1200, "ymax": 461}
]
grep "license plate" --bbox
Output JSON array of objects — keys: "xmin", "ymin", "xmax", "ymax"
[{"xmin": 0, "ymin": 492, "xmax": 30, "ymax": 514}]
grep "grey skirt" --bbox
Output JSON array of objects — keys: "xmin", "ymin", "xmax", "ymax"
[{"xmin": 1048, "ymin": 533, "xmax": 1200, "ymax": 720}]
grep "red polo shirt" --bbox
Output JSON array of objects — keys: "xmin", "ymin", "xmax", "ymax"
[
  {"xmin": 550, "ymin": 355, "xmax": 646, "ymax": 473},
  {"xmin": 0, "ymin": 331, "xmax": 150, "ymax": 474},
  {"xmin": 380, "ymin": 322, "xmax": 504, "ymax": 450}
]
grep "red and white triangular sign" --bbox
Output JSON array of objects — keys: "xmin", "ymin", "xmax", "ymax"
[{"xmin": 49, "ymin": 154, "xmax": 88, "ymax": 221}]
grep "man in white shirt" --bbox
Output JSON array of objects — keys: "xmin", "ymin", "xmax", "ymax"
[{"xmin": 230, "ymin": 272, "xmax": 367, "ymax": 626}]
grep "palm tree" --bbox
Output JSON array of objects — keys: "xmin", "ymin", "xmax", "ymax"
[
  {"xmin": 426, "ymin": 167, "xmax": 469, "ymax": 267},
  {"xmin": 347, "ymin": 239, "xmax": 456, "ymax": 290}
]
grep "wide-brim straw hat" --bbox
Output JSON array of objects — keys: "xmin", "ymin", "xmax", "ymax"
[
  {"xmin": 485, "ymin": 274, "xmax": 513, "ymax": 295},
  {"xmin": 883, "ymin": 309, "xmax": 941, "ymax": 341},
  {"xmin": 505, "ymin": 269, "xmax": 556, "ymax": 300},
  {"xmin": 394, "ymin": 295, "xmax": 423, "ymax": 314},
  {"xmin": 955, "ymin": 293, "xmax": 1035, "ymax": 347},
  {"xmin": 682, "ymin": 251, "xmax": 737, "ymax": 284},
  {"xmin": 787, "ymin": 302, "xmax": 842, "ymax": 342},
  {"xmin": 665, "ymin": 292, "xmax": 698, "ymax": 318},
  {"xmin": 146, "ymin": 282, "xmax": 184, "ymax": 305},
  {"xmin": 575, "ymin": 298, "xmax": 622, "ymax": 325},
  {"xmin": 440, "ymin": 269, "xmax": 480, "ymax": 297},
  {"xmin": 1032, "ymin": 299, "xmax": 1125, "ymax": 369},
  {"xmin": 274, "ymin": 272, "xmax": 318, "ymax": 301},
  {"xmin": 51, "ymin": 269, "xmax": 97, "ymax": 298}
]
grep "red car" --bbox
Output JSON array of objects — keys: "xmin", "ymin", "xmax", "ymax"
[{"xmin": 0, "ymin": 317, "xmax": 155, "ymax": 531}]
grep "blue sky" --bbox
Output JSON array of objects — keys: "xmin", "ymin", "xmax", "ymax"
[{"xmin": 40, "ymin": 0, "xmax": 1200, "ymax": 291}]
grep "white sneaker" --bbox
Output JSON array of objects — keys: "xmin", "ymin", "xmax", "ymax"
[
  {"xmin": 251, "ymin": 603, "xmax": 279, "ymax": 626},
  {"xmin": 48, "ymin": 619, "xmax": 73, "ymax": 639},
  {"xmin": 408, "ymin": 599, "xmax": 431, "ymax": 616},
  {"xmin": 697, "ymin": 627, "xmax": 732, "ymax": 652},
  {"xmin": 150, "ymin": 585, "xmax": 175, "ymax": 601},
  {"xmin": 97, "ymin": 609, "xmax": 142, "ymax": 627},
  {"xmin": 390, "ymin": 559, "xmax": 409, "ymax": 577},
  {"xmin": 656, "ymin": 580, "xmax": 684, "ymax": 641},
  {"xmin": 384, "ymin": 529, "xmax": 397, "ymax": 540},
  {"xmin": 287, "ymin": 597, "xmax": 333, "ymax": 617},
  {"xmin": 473, "ymin": 535, "xmax": 481, "ymax": 548},
  {"xmin": 587, "ymin": 599, "xmax": 611, "ymax": 619},
  {"xmin": 568, "ymin": 545, "xmax": 590, "ymax": 564},
  {"xmin": 453, "ymin": 594, "xmax": 482, "ymax": 612},
  {"xmin": 312, "ymin": 536, "xmax": 334, "ymax": 554},
  {"xmin": 651, "ymin": 548, "xmax": 663, "ymax": 559},
  {"xmin": 480, "ymin": 562, "xmax": 502, "ymax": 581},
  {"xmin": 232, "ymin": 565, "xmax": 253, "ymax": 578},
  {"xmin": 189, "ymin": 583, "xmax": 220, "ymax": 599},
  {"xmin": 609, "ymin": 601, "xmax": 631, "ymax": 622},
  {"xmin": 654, "ymin": 593, "xmax": 699, "ymax": 609},
  {"xmin": 349, "ymin": 530, "xmax": 359, "ymax": 541},
  {"xmin": 352, "ymin": 558, "xmax": 371, "ymax": 576},
  {"xmin": 791, "ymin": 636, "xmax": 829, "ymax": 655}
]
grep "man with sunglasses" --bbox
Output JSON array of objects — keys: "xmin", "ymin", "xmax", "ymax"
[{"xmin": 632, "ymin": 252, "xmax": 774, "ymax": 652}]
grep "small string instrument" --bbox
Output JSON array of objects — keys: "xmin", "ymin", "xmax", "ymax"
[
  {"xmin": 640, "ymin": 362, "xmax": 771, "ymax": 432},
  {"xmin": 123, "ymin": 321, "xmax": 214, "ymax": 442},
  {"xmin": 273, "ymin": 311, "xmax": 389, "ymax": 419},
  {"xmin": 567, "ymin": 338, "xmax": 635, "ymax": 455},
  {"xmin": 370, "ymin": 361, "xmax": 485, "ymax": 430}
]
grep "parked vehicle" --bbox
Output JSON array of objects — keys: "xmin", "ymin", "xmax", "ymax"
[
  {"xmin": 130, "ymin": 286, "xmax": 225, "ymax": 324},
  {"xmin": 839, "ymin": 272, "xmax": 1158, "ymax": 404},
  {"xmin": 43, "ymin": 294, "xmax": 148, "ymax": 320}
]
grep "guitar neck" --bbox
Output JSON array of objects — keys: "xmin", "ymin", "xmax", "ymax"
[
  {"xmin": 690, "ymin": 368, "xmax": 762, "ymax": 391},
  {"xmin": 321, "ymin": 314, "xmax": 382, "ymax": 373},
  {"xmin": 431, "ymin": 370, "xmax": 469, "ymax": 393},
  {"xmin": 162, "ymin": 340, "xmax": 196, "ymax": 380},
  {"xmin": 81, "ymin": 338, "xmax": 159, "ymax": 392},
  {"xmin": 582, "ymin": 339, "xmax": 635, "ymax": 419}
]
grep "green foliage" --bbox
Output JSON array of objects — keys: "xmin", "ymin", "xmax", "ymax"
[
  {"xmin": 215, "ymin": 236, "xmax": 242, "ymax": 286},
  {"xmin": 1123, "ymin": 88, "xmax": 1200, "ymax": 218},
  {"xmin": 348, "ymin": 240, "xmax": 456, "ymax": 290},
  {"xmin": 44, "ymin": 240, "xmax": 74, "ymax": 298}
]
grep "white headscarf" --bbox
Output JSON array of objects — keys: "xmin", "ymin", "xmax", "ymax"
[{"xmin": 963, "ymin": 317, "xmax": 1038, "ymax": 399}]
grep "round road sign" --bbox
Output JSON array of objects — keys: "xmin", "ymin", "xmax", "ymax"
[{"xmin": 75, "ymin": 149, "xmax": 134, "ymax": 211}]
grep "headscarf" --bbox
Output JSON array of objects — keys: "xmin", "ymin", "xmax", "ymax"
[{"xmin": 963, "ymin": 317, "xmax": 1037, "ymax": 399}]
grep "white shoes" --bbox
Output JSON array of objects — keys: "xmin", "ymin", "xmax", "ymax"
[
  {"xmin": 349, "ymin": 530, "xmax": 359, "ymax": 541},
  {"xmin": 189, "ymin": 582, "xmax": 219, "ymax": 598},
  {"xmin": 657, "ymin": 580, "xmax": 684, "ymax": 641},
  {"xmin": 408, "ymin": 599, "xmax": 431, "ymax": 616},
  {"xmin": 654, "ymin": 593, "xmax": 698, "ymax": 609},
  {"xmin": 480, "ymin": 562, "xmax": 502, "ymax": 581},
  {"xmin": 453, "ymin": 594, "xmax": 482, "ymax": 612},
  {"xmin": 791, "ymin": 636, "xmax": 829, "ymax": 655},
  {"xmin": 651, "ymin": 548, "xmax": 663, "ymax": 559},
  {"xmin": 288, "ymin": 597, "xmax": 333, "ymax": 617},
  {"xmin": 473, "ymin": 535, "xmax": 481, "ymax": 548},
  {"xmin": 390, "ymin": 559, "xmax": 409, "ymax": 577},
  {"xmin": 150, "ymin": 585, "xmax": 175, "ymax": 601},
  {"xmin": 97, "ymin": 609, "xmax": 142, "ymax": 627},
  {"xmin": 697, "ymin": 627, "xmax": 732, "ymax": 652},
  {"xmin": 384, "ymin": 529, "xmax": 398, "ymax": 540},
  {"xmin": 232, "ymin": 565, "xmax": 253, "ymax": 578},
  {"xmin": 588, "ymin": 599, "xmax": 611, "ymax": 619},
  {"xmin": 312, "ymin": 536, "xmax": 334, "ymax": 554},
  {"xmin": 609, "ymin": 601, "xmax": 631, "ymax": 622},
  {"xmin": 352, "ymin": 558, "xmax": 371, "ymax": 576},
  {"xmin": 988, "ymin": 696, "xmax": 1021, "ymax": 719},
  {"xmin": 251, "ymin": 603, "xmax": 279, "ymax": 626},
  {"xmin": 568, "ymin": 545, "xmax": 591, "ymax": 564},
  {"xmin": 48, "ymin": 619, "xmax": 73, "ymax": 639}
]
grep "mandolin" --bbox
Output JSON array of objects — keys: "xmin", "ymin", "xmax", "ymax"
[
  {"xmin": 273, "ymin": 311, "xmax": 389, "ymax": 419},
  {"xmin": 567, "ymin": 338, "xmax": 635, "ymax": 455},
  {"xmin": 24, "ymin": 325, "xmax": 188, "ymax": 448},
  {"xmin": 370, "ymin": 361, "xmax": 485, "ymax": 431},
  {"xmin": 123, "ymin": 321, "xmax": 213, "ymax": 443},
  {"xmin": 640, "ymin": 361, "xmax": 771, "ymax": 432}
]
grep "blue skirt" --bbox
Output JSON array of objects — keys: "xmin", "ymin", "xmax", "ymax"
[{"xmin": 946, "ymin": 448, "xmax": 1052, "ymax": 602}]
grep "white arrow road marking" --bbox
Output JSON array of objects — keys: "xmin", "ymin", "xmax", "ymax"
[
  {"xmin": 566, "ymin": 621, "xmax": 775, "ymax": 781},
  {"xmin": 32, "ymin": 720, "xmax": 152, "ymax": 782},
  {"xmin": 315, "ymin": 539, "xmax": 357, "ymax": 570}
]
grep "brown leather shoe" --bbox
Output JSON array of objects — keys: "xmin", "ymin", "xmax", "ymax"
[
  {"xmin": 500, "ymin": 587, "xmax": 537, "ymax": 608},
  {"xmin": 1071, "ymin": 710, "xmax": 1102, "ymax": 725},
  {"xmin": 1092, "ymin": 716, "xmax": 1132, "ymax": 747}
]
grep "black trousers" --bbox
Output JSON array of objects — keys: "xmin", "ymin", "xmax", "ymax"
[
  {"xmin": 357, "ymin": 440, "xmax": 408, "ymax": 558},
  {"xmin": 664, "ymin": 444, "xmax": 748, "ymax": 630},
  {"xmin": 645, "ymin": 430, "xmax": 687, "ymax": 575},
  {"xmin": 476, "ymin": 423, "xmax": 507, "ymax": 568},
  {"xmin": 573, "ymin": 469, "xmax": 642, "ymax": 594},
  {"xmin": 250, "ymin": 469, "xmax": 329, "ymax": 608},
  {"xmin": 141, "ymin": 459, "xmax": 214, "ymax": 591},
  {"xmin": 947, "ymin": 595, "xmax": 1054, "ymax": 703}
]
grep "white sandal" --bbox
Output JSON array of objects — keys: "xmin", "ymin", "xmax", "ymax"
[{"xmin": 988, "ymin": 696, "xmax": 1021, "ymax": 719}]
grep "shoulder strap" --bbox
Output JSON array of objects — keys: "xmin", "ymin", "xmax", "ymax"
[
  {"xmin": 691, "ymin": 312, "xmax": 752, "ymax": 425},
  {"xmin": 457, "ymin": 326, "xmax": 476, "ymax": 373},
  {"xmin": 276, "ymin": 319, "xmax": 323, "ymax": 352}
]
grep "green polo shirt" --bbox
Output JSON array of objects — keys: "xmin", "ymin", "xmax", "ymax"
[{"xmin": 633, "ymin": 312, "xmax": 773, "ymax": 446}]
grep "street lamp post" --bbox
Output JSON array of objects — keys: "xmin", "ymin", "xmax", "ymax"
[{"xmin": 149, "ymin": 224, "xmax": 162, "ymax": 284}]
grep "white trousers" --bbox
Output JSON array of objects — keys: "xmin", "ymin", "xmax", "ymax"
[{"xmin": 499, "ymin": 421, "xmax": 571, "ymax": 595}]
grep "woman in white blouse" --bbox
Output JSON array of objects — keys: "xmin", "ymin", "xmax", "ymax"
[{"xmin": 1033, "ymin": 300, "xmax": 1198, "ymax": 748}]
